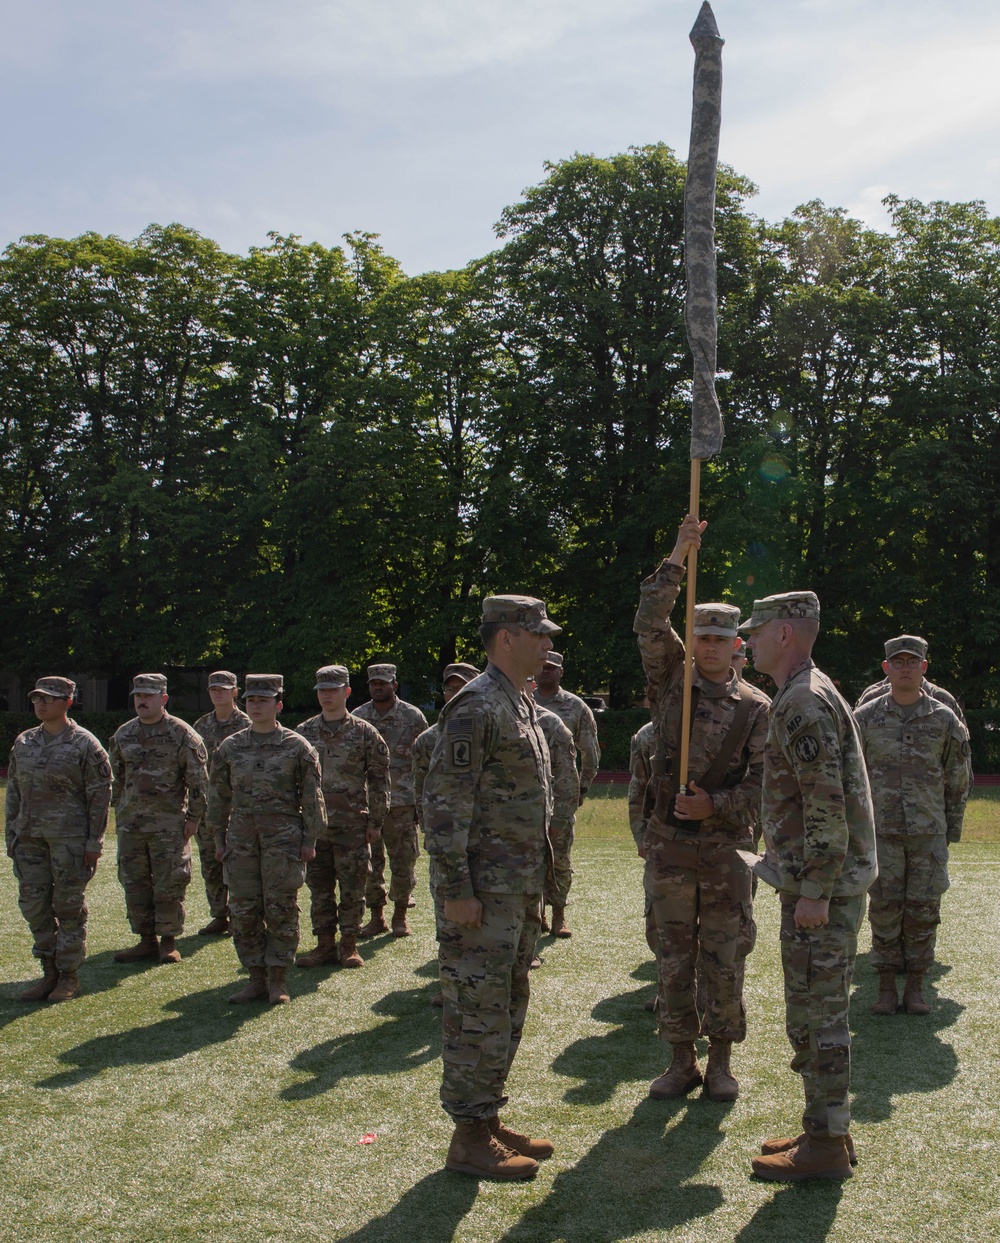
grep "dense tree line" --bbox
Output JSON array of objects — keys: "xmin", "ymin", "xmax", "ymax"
[{"xmin": 2, "ymin": 145, "xmax": 998, "ymax": 709}]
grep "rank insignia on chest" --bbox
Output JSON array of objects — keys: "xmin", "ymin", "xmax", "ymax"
[
  {"xmin": 254, "ymin": 760, "xmax": 265, "ymax": 771},
  {"xmin": 451, "ymin": 738, "xmax": 471, "ymax": 767}
]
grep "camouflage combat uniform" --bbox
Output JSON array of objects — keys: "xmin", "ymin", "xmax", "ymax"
[
  {"xmin": 760, "ymin": 660, "xmax": 877, "ymax": 1139},
  {"xmin": 635, "ymin": 560, "xmax": 770, "ymax": 1045},
  {"xmin": 5, "ymin": 721, "xmax": 112, "ymax": 971},
  {"xmin": 855, "ymin": 691, "xmax": 970, "ymax": 973},
  {"xmin": 627, "ymin": 720, "xmax": 655, "ymax": 848},
  {"xmin": 855, "ymin": 677, "xmax": 966, "ymax": 723},
  {"xmin": 295, "ymin": 712, "xmax": 389, "ymax": 939},
  {"xmin": 193, "ymin": 704, "xmax": 251, "ymax": 920},
  {"xmin": 109, "ymin": 714, "xmax": 207, "ymax": 938},
  {"xmin": 424, "ymin": 664, "xmax": 552, "ymax": 1121},
  {"xmin": 532, "ymin": 686, "xmax": 600, "ymax": 796},
  {"xmin": 535, "ymin": 707, "xmax": 580, "ymax": 907},
  {"xmin": 208, "ymin": 725, "xmax": 326, "ymax": 968},
  {"xmin": 354, "ymin": 696, "xmax": 428, "ymax": 906}
]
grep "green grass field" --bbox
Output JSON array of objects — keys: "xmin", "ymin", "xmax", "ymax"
[{"xmin": 1, "ymin": 791, "xmax": 998, "ymax": 1243}]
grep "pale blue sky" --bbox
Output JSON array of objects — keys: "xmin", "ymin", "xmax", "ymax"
[{"xmin": 2, "ymin": 0, "xmax": 998, "ymax": 273}]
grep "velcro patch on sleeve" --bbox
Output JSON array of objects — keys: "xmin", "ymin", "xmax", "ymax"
[{"xmin": 794, "ymin": 734, "xmax": 820, "ymax": 763}]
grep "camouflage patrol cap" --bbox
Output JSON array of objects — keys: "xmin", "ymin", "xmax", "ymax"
[
  {"xmin": 130, "ymin": 673, "xmax": 168, "ymax": 697},
  {"xmin": 315, "ymin": 664, "xmax": 350, "ymax": 689},
  {"xmin": 542, "ymin": 651, "xmax": 564, "ymax": 668},
  {"xmin": 739, "ymin": 591, "xmax": 820, "ymax": 632},
  {"xmin": 481, "ymin": 595, "xmax": 562, "ymax": 636},
  {"xmin": 442, "ymin": 662, "xmax": 480, "ymax": 685},
  {"xmin": 29, "ymin": 676, "xmax": 76, "ymax": 701},
  {"xmin": 243, "ymin": 674, "xmax": 283, "ymax": 698},
  {"xmin": 207, "ymin": 670, "xmax": 238, "ymax": 689},
  {"xmin": 885, "ymin": 635, "xmax": 928, "ymax": 660},
  {"xmin": 693, "ymin": 603, "xmax": 740, "ymax": 637},
  {"xmin": 367, "ymin": 664, "xmax": 397, "ymax": 683},
  {"xmin": 733, "ymin": 637, "xmax": 747, "ymax": 658}
]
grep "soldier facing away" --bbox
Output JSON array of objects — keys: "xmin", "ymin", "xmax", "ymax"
[
  {"xmin": 295, "ymin": 665, "xmax": 390, "ymax": 971},
  {"xmin": 192, "ymin": 671, "xmax": 251, "ymax": 937},
  {"xmin": 109, "ymin": 673, "xmax": 208, "ymax": 965},
  {"xmin": 208, "ymin": 675, "xmax": 326, "ymax": 1005},
  {"xmin": 855, "ymin": 635, "xmax": 971, "ymax": 1016},
  {"xmin": 743, "ymin": 591, "xmax": 877, "ymax": 1182},
  {"xmin": 354, "ymin": 663, "xmax": 428, "ymax": 938},
  {"xmin": 5, "ymin": 676, "xmax": 112, "ymax": 1001},
  {"xmin": 423, "ymin": 595, "xmax": 559, "ymax": 1181},
  {"xmin": 635, "ymin": 514, "xmax": 770, "ymax": 1104}
]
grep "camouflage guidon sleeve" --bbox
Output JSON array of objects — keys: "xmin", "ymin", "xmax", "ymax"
[
  {"xmin": 5, "ymin": 721, "xmax": 113, "ymax": 857},
  {"xmin": 855, "ymin": 692, "xmax": 971, "ymax": 844},
  {"xmin": 424, "ymin": 665, "xmax": 551, "ymax": 902},
  {"xmin": 762, "ymin": 665, "xmax": 877, "ymax": 901}
]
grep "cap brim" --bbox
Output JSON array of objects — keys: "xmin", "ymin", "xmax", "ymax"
[
  {"xmin": 889, "ymin": 649, "xmax": 925, "ymax": 659},
  {"xmin": 538, "ymin": 621, "xmax": 562, "ymax": 635},
  {"xmin": 315, "ymin": 682, "xmax": 349, "ymax": 690},
  {"xmin": 693, "ymin": 627, "xmax": 739, "ymax": 638}
]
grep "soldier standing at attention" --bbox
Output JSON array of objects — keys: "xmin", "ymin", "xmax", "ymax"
[
  {"xmin": 208, "ymin": 675, "xmax": 325, "ymax": 1004},
  {"xmin": 742, "ymin": 592, "xmax": 877, "ymax": 1182},
  {"xmin": 855, "ymin": 643, "xmax": 967, "ymax": 724},
  {"xmin": 355, "ymin": 663, "xmax": 428, "ymax": 939},
  {"xmin": 527, "ymin": 676, "xmax": 579, "ymax": 943},
  {"xmin": 413, "ymin": 662, "xmax": 481, "ymax": 1006},
  {"xmin": 424, "ymin": 595, "xmax": 559, "ymax": 1181},
  {"xmin": 192, "ymin": 671, "xmax": 251, "ymax": 937},
  {"xmin": 109, "ymin": 674, "xmax": 208, "ymax": 965},
  {"xmin": 531, "ymin": 651, "xmax": 599, "ymax": 936},
  {"xmin": 635, "ymin": 514, "xmax": 770, "ymax": 1103},
  {"xmin": 295, "ymin": 665, "xmax": 389, "ymax": 971},
  {"xmin": 855, "ymin": 636, "xmax": 970, "ymax": 1016},
  {"xmin": 5, "ymin": 677, "xmax": 112, "ymax": 1001}
]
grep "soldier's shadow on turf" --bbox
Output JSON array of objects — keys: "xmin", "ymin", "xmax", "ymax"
[
  {"xmin": 732, "ymin": 1181, "xmax": 845, "ymax": 1243},
  {"xmin": 282, "ymin": 985, "xmax": 441, "ymax": 1101},
  {"xmin": 0, "ymin": 944, "xmax": 175, "ymax": 1018},
  {"xmin": 849, "ymin": 952, "xmax": 962, "ymax": 1125},
  {"xmin": 551, "ymin": 988, "xmax": 660, "ymax": 1106},
  {"xmin": 334, "ymin": 1170, "xmax": 479, "ymax": 1243},
  {"xmin": 494, "ymin": 1097, "xmax": 725, "ymax": 1243},
  {"xmin": 34, "ymin": 984, "xmax": 262, "ymax": 1088}
]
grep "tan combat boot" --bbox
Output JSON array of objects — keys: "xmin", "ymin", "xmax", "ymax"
[
  {"xmin": 761, "ymin": 1131, "xmax": 858, "ymax": 1167},
  {"xmin": 550, "ymin": 906, "xmax": 572, "ymax": 938},
  {"xmin": 114, "ymin": 936, "xmax": 159, "ymax": 963},
  {"xmin": 431, "ymin": 992, "xmax": 444, "ymax": 1007},
  {"xmin": 391, "ymin": 901, "xmax": 411, "ymax": 937},
  {"xmin": 296, "ymin": 932, "xmax": 339, "ymax": 967},
  {"xmin": 49, "ymin": 970, "xmax": 82, "ymax": 1002},
  {"xmin": 488, "ymin": 1116, "xmax": 554, "ymax": 1160},
  {"xmin": 338, "ymin": 934, "xmax": 363, "ymax": 969},
  {"xmin": 445, "ymin": 1119, "xmax": 538, "ymax": 1180},
  {"xmin": 228, "ymin": 967, "xmax": 268, "ymax": 1004},
  {"xmin": 752, "ymin": 1133, "xmax": 854, "ymax": 1181},
  {"xmin": 871, "ymin": 968, "xmax": 899, "ymax": 1015},
  {"xmin": 20, "ymin": 957, "xmax": 59, "ymax": 1001},
  {"xmin": 705, "ymin": 1040, "xmax": 739, "ymax": 1101},
  {"xmin": 359, "ymin": 905, "xmax": 389, "ymax": 937},
  {"xmin": 158, "ymin": 936, "xmax": 182, "ymax": 964},
  {"xmin": 198, "ymin": 915, "xmax": 231, "ymax": 936},
  {"xmin": 903, "ymin": 971, "xmax": 931, "ymax": 1015},
  {"xmin": 649, "ymin": 1041, "xmax": 703, "ymax": 1099},
  {"xmin": 644, "ymin": 993, "xmax": 659, "ymax": 1013},
  {"xmin": 268, "ymin": 967, "xmax": 291, "ymax": 1004}
]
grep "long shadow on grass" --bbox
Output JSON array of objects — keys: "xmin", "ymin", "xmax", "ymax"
[
  {"xmin": 282, "ymin": 985, "xmax": 440, "ymax": 1101},
  {"xmin": 334, "ymin": 1170, "xmax": 479, "ymax": 1243},
  {"xmin": 497, "ymin": 1097, "xmax": 726, "ymax": 1243},
  {"xmin": 35, "ymin": 984, "xmax": 261, "ymax": 1088},
  {"xmin": 0, "ymin": 945, "xmax": 165, "ymax": 1021},
  {"xmin": 551, "ymin": 987, "xmax": 658, "ymax": 1104},
  {"xmin": 849, "ymin": 952, "xmax": 962, "ymax": 1124},
  {"xmin": 733, "ymin": 1181, "xmax": 845, "ymax": 1243}
]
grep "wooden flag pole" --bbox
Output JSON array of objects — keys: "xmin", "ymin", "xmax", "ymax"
[{"xmin": 678, "ymin": 457, "xmax": 702, "ymax": 793}]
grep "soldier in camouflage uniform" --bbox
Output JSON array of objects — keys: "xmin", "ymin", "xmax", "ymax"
[
  {"xmin": 413, "ymin": 662, "xmax": 480, "ymax": 1006},
  {"xmin": 527, "ymin": 676, "xmax": 579, "ymax": 940},
  {"xmin": 855, "ymin": 636, "xmax": 970, "ymax": 1016},
  {"xmin": 742, "ymin": 591, "xmax": 877, "ymax": 1182},
  {"xmin": 533, "ymin": 654, "xmax": 600, "ymax": 936},
  {"xmin": 355, "ymin": 663, "xmax": 428, "ymax": 938},
  {"xmin": 295, "ymin": 665, "xmax": 390, "ymax": 971},
  {"xmin": 424, "ymin": 595, "xmax": 558, "ymax": 1181},
  {"xmin": 5, "ymin": 677, "xmax": 112, "ymax": 1001},
  {"xmin": 635, "ymin": 515, "xmax": 770, "ymax": 1104},
  {"xmin": 208, "ymin": 674, "xmax": 326, "ymax": 1004},
  {"xmin": 193, "ymin": 671, "xmax": 251, "ymax": 936},
  {"xmin": 109, "ymin": 673, "xmax": 208, "ymax": 965}
]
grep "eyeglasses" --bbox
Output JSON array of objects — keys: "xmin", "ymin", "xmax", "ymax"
[{"xmin": 887, "ymin": 657, "xmax": 922, "ymax": 670}]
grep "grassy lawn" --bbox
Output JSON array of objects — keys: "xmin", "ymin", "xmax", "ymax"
[{"xmin": 1, "ymin": 789, "xmax": 998, "ymax": 1243}]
